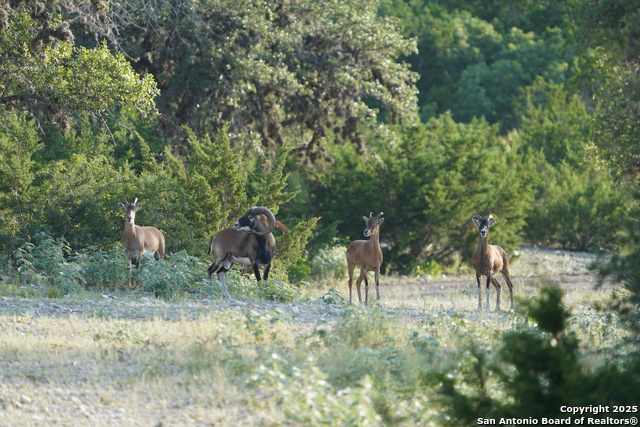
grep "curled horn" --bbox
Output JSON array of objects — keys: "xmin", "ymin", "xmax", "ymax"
[
  {"xmin": 133, "ymin": 198, "xmax": 138, "ymax": 205},
  {"xmin": 249, "ymin": 206, "xmax": 276, "ymax": 236},
  {"xmin": 375, "ymin": 212, "xmax": 384, "ymax": 218}
]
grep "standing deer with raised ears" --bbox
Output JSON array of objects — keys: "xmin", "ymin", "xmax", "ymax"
[
  {"xmin": 346, "ymin": 212, "xmax": 384, "ymax": 305},
  {"xmin": 118, "ymin": 198, "xmax": 165, "ymax": 286},
  {"xmin": 471, "ymin": 214, "xmax": 514, "ymax": 311}
]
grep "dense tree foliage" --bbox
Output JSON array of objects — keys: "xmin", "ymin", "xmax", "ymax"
[
  {"xmin": 514, "ymin": 79, "xmax": 630, "ymax": 251},
  {"xmin": 0, "ymin": 0, "xmax": 637, "ymax": 284},
  {"xmin": 0, "ymin": 6, "xmax": 158, "ymax": 129},
  {"xmin": 94, "ymin": 0, "xmax": 419, "ymax": 162},
  {"xmin": 378, "ymin": 0, "xmax": 577, "ymax": 128},
  {"xmin": 299, "ymin": 114, "xmax": 533, "ymax": 273}
]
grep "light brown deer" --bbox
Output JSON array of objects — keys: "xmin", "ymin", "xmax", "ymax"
[
  {"xmin": 471, "ymin": 214, "xmax": 513, "ymax": 311},
  {"xmin": 118, "ymin": 198, "xmax": 165, "ymax": 285},
  {"xmin": 346, "ymin": 212, "xmax": 384, "ymax": 305}
]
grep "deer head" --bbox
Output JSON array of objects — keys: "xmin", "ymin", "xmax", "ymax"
[
  {"xmin": 235, "ymin": 206, "xmax": 276, "ymax": 236},
  {"xmin": 362, "ymin": 212, "xmax": 384, "ymax": 237},
  {"xmin": 472, "ymin": 214, "xmax": 497, "ymax": 238},
  {"xmin": 118, "ymin": 198, "xmax": 143, "ymax": 224}
]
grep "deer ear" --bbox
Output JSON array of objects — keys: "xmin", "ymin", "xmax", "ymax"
[
  {"xmin": 379, "ymin": 218, "xmax": 385, "ymax": 224},
  {"xmin": 471, "ymin": 215, "xmax": 482, "ymax": 226},
  {"xmin": 363, "ymin": 216, "xmax": 369, "ymax": 222},
  {"xmin": 136, "ymin": 203, "xmax": 143, "ymax": 209},
  {"xmin": 118, "ymin": 202, "xmax": 125, "ymax": 209},
  {"xmin": 488, "ymin": 216, "xmax": 498, "ymax": 226}
]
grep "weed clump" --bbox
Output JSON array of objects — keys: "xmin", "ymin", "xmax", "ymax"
[{"xmin": 439, "ymin": 285, "xmax": 640, "ymax": 426}]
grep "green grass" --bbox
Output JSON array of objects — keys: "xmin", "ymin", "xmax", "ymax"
[{"xmin": 0, "ymin": 274, "xmax": 633, "ymax": 426}]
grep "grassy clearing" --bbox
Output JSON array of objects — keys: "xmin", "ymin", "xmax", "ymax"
[{"xmin": 0, "ymin": 249, "xmax": 634, "ymax": 426}]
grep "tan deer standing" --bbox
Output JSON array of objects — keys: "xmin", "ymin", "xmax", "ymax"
[
  {"xmin": 346, "ymin": 212, "xmax": 384, "ymax": 305},
  {"xmin": 118, "ymin": 198, "xmax": 165, "ymax": 285},
  {"xmin": 471, "ymin": 214, "xmax": 513, "ymax": 311}
]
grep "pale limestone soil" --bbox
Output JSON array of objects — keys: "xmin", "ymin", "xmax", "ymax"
[{"xmin": 377, "ymin": 247, "xmax": 613, "ymax": 306}]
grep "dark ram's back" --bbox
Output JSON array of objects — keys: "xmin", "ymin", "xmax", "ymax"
[{"xmin": 210, "ymin": 228, "xmax": 275, "ymax": 266}]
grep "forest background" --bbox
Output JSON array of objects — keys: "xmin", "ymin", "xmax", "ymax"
[{"xmin": 2, "ymin": 0, "xmax": 640, "ymax": 291}]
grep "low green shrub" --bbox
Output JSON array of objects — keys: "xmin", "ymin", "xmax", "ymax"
[
  {"xmin": 4, "ymin": 227, "xmax": 85, "ymax": 297},
  {"xmin": 439, "ymin": 286, "xmax": 640, "ymax": 426},
  {"xmin": 78, "ymin": 243, "xmax": 129, "ymax": 288},
  {"xmin": 254, "ymin": 280, "xmax": 297, "ymax": 302},
  {"xmin": 310, "ymin": 245, "xmax": 348, "ymax": 279},
  {"xmin": 137, "ymin": 251, "xmax": 209, "ymax": 298}
]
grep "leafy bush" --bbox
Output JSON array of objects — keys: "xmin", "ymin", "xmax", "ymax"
[
  {"xmin": 202, "ymin": 268, "xmax": 302, "ymax": 302},
  {"xmin": 79, "ymin": 243, "xmax": 131, "ymax": 289},
  {"xmin": 271, "ymin": 217, "xmax": 320, "ymax": 281},
  {"xmin": 439, "ymin": 285, "xmax": 640, "ymax": 426},
  {"xmin": 310, "ymin": 245, "xmax": 348, "ymax": 279},
  {"xmin": 321, "ymin": 288, "xmax": 349, "ymax": 305},
  {"xmin": 137, "ymin": 251, "xmax": 209, "ymax": 298},
  {"xmin": 0, "ymin": 112, "xmax": 39, "ymax": 252},
  {"xmin": 254, "ymin": 280, "xmax": 297, "ymax": 303},
  {"xmin": 517, "ymin": 79, "xmax": 630, "ymax": 251},
  {"xmin": 596, "ymin": 192, "xmax": 640, "ymax": 304},
  {"xmin": 0, "ymin": 118, "xmax": 317, "ymax": 283},
  {"xmin": 247, "ymin": 356, "xmax": 383, "ymax": 426},
  {"xmin": 4, "ymin": 227, "xmax": 85, "ymax": 297},
  {"xmin": 0, "ymin": 226, "xmax": 304, "ymax": 302},
  {"xmin": 529, "ymin": 162, "xmax": 629, "ymax": 251}
]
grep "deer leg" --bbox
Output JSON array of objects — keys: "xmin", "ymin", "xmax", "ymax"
[
  {"xmin": 252, "ymin": 263, "xmax": 262, "ymax": 282},
  {"xmin": 207, "ymin": 258, "xmax": 223, "ymax": 286},
  {"xmin": 127, "ymin": 257, "xmax": 134, "ymax": 287},
  {"xmin": 374, "ymin": 269, "xmax": 380, "ymax": 304},
  {"xmin": 363, "ymin": 271, "xmax": 370, "ymax": 306},
  {"xmin": 129, "ymin": 253, "xmax": 142, "ymax": 287},
  {"xmin": 217, "ymin": 270, "xmax": 231, "ymax": 299},
  {"xmin": 476, "ymin": 273, "xmax": 482, "ymax": 310},
  {"xmin": 491, "ymin": 277, "xmax": 502, "ymax": 312},
  {"xmin": 208, "ymin": 255, "xmax": 233, "ymax": 299},
  {"xmin": 263, "ymin": 263, "xmax": 271, "ymax": 281},
  {"xmin": 355, "ymin": 269, "xmax": 366, "ymax": 303},
  {"xmin": 347, "ymin": 263, "xmax": 355, "ymax": 303},
  {"xmin": 502, "ymin": 271, "xmax": 514, "ymax": 310},
  {"xmin": 485, "ymin": 275, "xmax": 491, "ymax": 311}
]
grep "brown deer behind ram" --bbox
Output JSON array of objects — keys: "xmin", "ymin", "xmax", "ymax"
[{"xmin": 471, "ymin": 214, "xmax": 513, "ymax": 311}]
